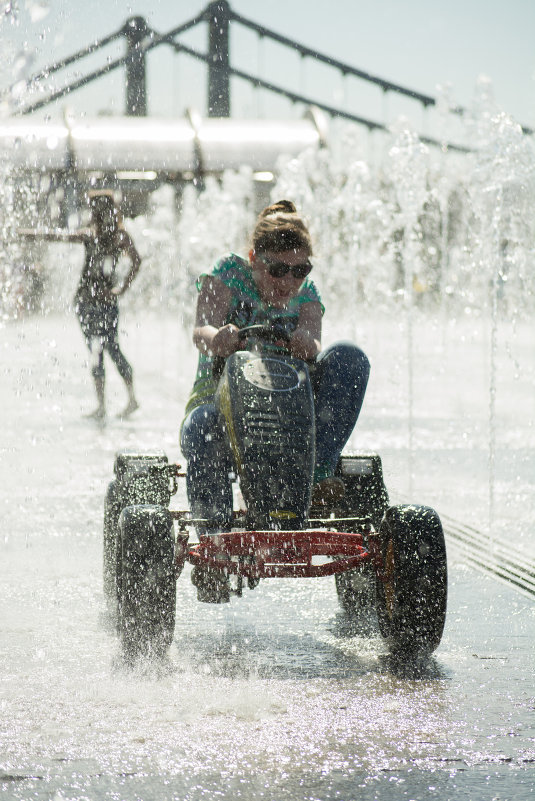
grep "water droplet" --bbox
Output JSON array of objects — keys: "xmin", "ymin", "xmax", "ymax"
[{"xmin": 26, "ymin": 0, "xmax": 50, "ymax": 23}]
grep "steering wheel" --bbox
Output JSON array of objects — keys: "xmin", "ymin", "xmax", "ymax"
[
  {"xmin": 212, "ymin": 321, "xmax": 292, "ymax": 379},
  {"xmin": 237, "ymin": 322, "xmax": 291, "ymax": 344}
]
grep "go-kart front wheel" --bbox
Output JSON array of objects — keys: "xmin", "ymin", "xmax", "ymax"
[
  {"xmin": 117, "ymin": 505, "xmax": 177, "ymax": 661},
  {"xmin": 375, "ymin": 504, "xmax": 447, "ymax": 657}
]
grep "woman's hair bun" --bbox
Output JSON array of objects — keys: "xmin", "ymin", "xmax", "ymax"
[
  {"xmin": 252, "ymin": 200, "xmax": 312, "ymax": 256},
  {"xmin": 252, "ymin": 199, "xmax": 312, "ymax": 255},
  {"xmin": 260, "ymin": 199, "xmax": 297, "ymax": 218}
]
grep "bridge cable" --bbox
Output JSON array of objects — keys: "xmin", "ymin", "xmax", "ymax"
[
  {"xmin": 9, "ymin": 15, "xmax": 203, "ymax": 115},
  {"xmin": 230, "ymin": 10, "xmax": 447, "ymax": 111},
  {"xmin": 230, "ymin": 8, "xmax": 533, "ymax": 136}
]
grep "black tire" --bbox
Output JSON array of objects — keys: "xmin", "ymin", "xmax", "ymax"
[
  {"xmin": 104, "ymin": 451, "xmax": 171, "ymax": 619},
  {"xmin": 118, "ymin": 505, "xmax": 177, "ymax": 661},
  {"xmin": 375, "ymin": 505, "xmax": 447, "ymax": 656},
  {"xmin": 103, "ymin": 480, "xmax": 122, "ymax": 613}
]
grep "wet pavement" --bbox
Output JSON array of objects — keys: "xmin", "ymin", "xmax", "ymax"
[{"xmin": 1, "ymin": 311, "xmax": 534, "ymax": 800}]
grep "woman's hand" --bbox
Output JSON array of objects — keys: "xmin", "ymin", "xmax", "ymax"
[
  {"xmin": 211, "ymin": 323, "xmax": 241, "ymax": 357},
  {"xmin": 287, "ymin": 328, "xmax": 320, "ymax": 361},
  {"xmin": 287, "ymin": 301, "xmax": 322, "ymax": 362}
]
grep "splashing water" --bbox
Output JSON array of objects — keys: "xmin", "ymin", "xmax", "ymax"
[
  {"xmin": 466, "ymin": 83, "xmax": 535, "ymax": 537},
  {"xmin": 1, "ymin": 73, "xmax": 535, "ymax": 552},
  {"xmin": 24, "ymin": 0, "xmax": 50, "ymax": 24},
  {"xmin": 383, "ymin": 121, "xmax": 430, "ymax": 495},
  {"xmin": 1, "ymin": 35, "xmax": 535, "ymax": 798}
]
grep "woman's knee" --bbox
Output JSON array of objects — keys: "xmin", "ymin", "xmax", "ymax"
[
  {"xmin": 318, "ymin": 341, "xmax": 370, "ymax": 382},
  {"xmin": 180, "ymin": 404, "xmax": 224, "ymax": 460}
]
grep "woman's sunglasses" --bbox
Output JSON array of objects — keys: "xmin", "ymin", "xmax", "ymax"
[{"xmin": 260, "ymin": 257, "xmax": 313, "ymax": 280}]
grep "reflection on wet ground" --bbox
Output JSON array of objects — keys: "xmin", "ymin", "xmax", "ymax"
[
  {"xmin": 1, "ymin": 313, "xmax": 534, "ymax": 800},
  {"xmin": 2, "ymin": 531, "xmax": 534, "ymax": 801}
]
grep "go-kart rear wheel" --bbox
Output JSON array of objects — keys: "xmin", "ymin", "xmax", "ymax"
[
  {"xmin": 118, "ymin": 505, "xmax": 177, "ymax": 661},
  {"xmin": 375, "ymin": 505, "xmax": 447, "ymax": 657}
]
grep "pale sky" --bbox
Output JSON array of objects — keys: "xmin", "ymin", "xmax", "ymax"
[{"xmin": 3, "ymin": 0, "xmax": 534, "ymax": 138}]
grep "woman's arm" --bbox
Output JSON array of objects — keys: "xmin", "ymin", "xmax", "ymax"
[
  {"xmin": 193, "ymin": 275, "xmax": 242, "ymax": 357},
  {"xmin": 287, "ymin": 300, "xmax": 322, "ymax": 361},
  {"xmin": 18, "ymin": 228, "xmax": 89, "ymax": 244},
  {"xmin": 111, "ymin": 230, "xmax": 141, "ymax": 295}
]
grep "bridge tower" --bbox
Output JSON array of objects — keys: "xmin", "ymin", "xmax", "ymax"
[
  {"xmin": 122, "ymin": 16, "xmax": 149, "ymax": 116},
  {"xmin": 207, "ymin": 0, "xmax": 231, "ymax": 117}
]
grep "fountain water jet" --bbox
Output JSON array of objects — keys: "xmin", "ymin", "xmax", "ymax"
[
  {"xmin": 466, "ymin": 80, "xmax": 535, "ymax": 537},
  {"xmin": 3, "ymin": 71, "xmax": 535, "ymax": 556}
]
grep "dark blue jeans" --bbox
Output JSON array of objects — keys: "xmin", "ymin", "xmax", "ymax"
[{"xmin": 180, "ymin": 342, "xmax": 370, "ymax": 532}]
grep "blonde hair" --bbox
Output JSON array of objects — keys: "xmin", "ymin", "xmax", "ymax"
[{"xmin": 252, "ymin": 200, "xmax": 312, "ymax": 255}]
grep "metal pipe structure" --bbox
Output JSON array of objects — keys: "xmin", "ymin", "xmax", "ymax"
[
  {"xmin": 0, "ymin": 113, "xmax": 324, "ymax": 218},
  {"xmin": 0, "ymin": 114, "xmax": 322, "ymax": 174}
]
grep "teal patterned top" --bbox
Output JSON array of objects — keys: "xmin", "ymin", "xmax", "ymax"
[{"xmin": 183, "ymin": 253, "xmax": 323, "ymax": 417}]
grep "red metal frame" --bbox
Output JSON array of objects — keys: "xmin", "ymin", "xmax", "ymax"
[{"xmin": 181, "ymin": 530, "xmax": 378, "ymax": 579}]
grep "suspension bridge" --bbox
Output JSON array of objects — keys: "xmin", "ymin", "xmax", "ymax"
[{"xmin": 1, "ymin": 0, "xmax": 530, "ymax": 220}]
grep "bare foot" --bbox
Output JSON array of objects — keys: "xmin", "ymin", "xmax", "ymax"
[
  {"xmin": 84, "ymin": 406, "xmax": 106, "ymax": 420},
  {"xmin": 117, "ymin": 398, "xmax": 139, "ymax": 419}
]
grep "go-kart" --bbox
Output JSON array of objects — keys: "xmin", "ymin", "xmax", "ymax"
[{"xmin": 102, "ymin": 323, "xmax": 447, "ymax": 661}]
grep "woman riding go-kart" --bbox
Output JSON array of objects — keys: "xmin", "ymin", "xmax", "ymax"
[
  {"xmin": 102, "ymin": 200, "xmax": 447, "ymax": 663},
  {"xmin": 181, "ymin": 200, "xmax": 370, "ymax": 531}
]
